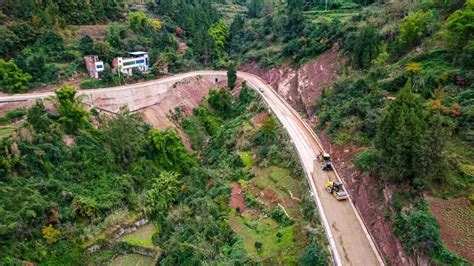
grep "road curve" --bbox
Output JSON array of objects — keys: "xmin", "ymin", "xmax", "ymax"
[{"xmin": 0, "ymin": 71, "xmax": 383, "ymax": 265}]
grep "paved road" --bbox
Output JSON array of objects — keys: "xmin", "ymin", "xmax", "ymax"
[{"xmin": 0, "ymin": 71, "xmax": 383, "ymax": 265}]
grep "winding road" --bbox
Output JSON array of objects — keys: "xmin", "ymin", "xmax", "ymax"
[{"xmin": 0, "ymin": 71, "xmax": 383, "ymax": 265}]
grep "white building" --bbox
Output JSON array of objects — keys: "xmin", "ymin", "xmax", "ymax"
[
  {"xmin": 84, "ymin": 56, "xmax": 104, "ymax": 79},
  {"xmin": 112, "ymin": 51, "xmax": 150, "ymax": 76}
]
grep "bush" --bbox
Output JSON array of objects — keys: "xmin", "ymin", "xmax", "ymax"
[
  {"xmin": 80, "ymin": 79, "xmax": 103, "ymax": 89},
  {"xmin": 396, "ymin": 11, "xmax": 433, "ymax": 52},
  {"xmin": 392, "ymin": 200, "xmax": 466, "ymax": 264},
  {"xmin": 353, "ymin": 150, "xmax": 380, "ymax": 174},
  {"xmin": 267, "ymin": 204, "xmax": 294, "ymax": 227}
]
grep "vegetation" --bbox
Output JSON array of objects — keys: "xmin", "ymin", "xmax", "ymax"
[{"xmin": 317, "ymin": 1, "xmax": 473, "ymax": 263}]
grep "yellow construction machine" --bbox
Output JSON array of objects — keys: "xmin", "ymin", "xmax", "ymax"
[{"xmin": 325, "ymin": 181, "xmax": 349, "ymax": 201}]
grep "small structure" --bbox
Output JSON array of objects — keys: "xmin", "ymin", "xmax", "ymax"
[
  {"xmin": 112, "ymin": 51, "xmax": 150, "ymax": 76},
  {"xmin": 84, "ymin": 56, "xmax": 104, "ymax": 79}
]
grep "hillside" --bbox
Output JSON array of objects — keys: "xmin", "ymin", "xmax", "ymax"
[{"xmin": 0, "ymin": 0, "xmax": 473, "ymax": 265}]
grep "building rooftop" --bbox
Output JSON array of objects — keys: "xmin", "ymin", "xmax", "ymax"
[{"xmin": 128, "ymin": 51, "xmax": 148, "ymax": 56}]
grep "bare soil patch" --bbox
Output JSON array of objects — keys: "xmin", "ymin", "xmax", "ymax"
[
  {"xmin": 427, "ymin": 196, "xmax": 474, "ymax": 262},
  {"xmin": 230, "ymin": 182, "xmax": 247, "ymax": 214},
  {"xmin": 250, "ymin": 112, "xmax": 269, "ymax": 127}
]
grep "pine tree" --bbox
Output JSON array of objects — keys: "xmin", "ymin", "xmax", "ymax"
[{"xmin": 375, "ymin": 84, "xmax": 426, "ymax": 182}]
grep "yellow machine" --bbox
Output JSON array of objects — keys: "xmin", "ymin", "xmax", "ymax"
[
  {"xmin": 325, "ymin": 181, "xmax": 349, "ymax": 200},
  {"xmin": 317, "ymin": 152, "xmax": 333, "ymax": 171}
]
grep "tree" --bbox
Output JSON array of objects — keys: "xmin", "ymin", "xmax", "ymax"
[
  {"xmin": 100, "ymin": 109, "xmax": 147, "ymax": 167},
  {"xmin": 286, "ymin": 0, "xmax": 304, "ymax": 40},
  {"xmin": 129, "ymin": 11, "xmax": 150, "ymax": 33},
  {"xmin": 52, "ymin": 86, "xmax": 89, "ymax": 134},
  {"xmin": 248, "ymin": 0, "xmax": 263, "ymax": 18},
  {"xmin": 106, "ymin": 26, "xmax": 124, "ymax": 50},
  {"xmin": 208, "ymin": 88, "xmax": 233, "ymax": 117},
  {"xmin": 208, "ymin": 20, "xmax": 230, "ymax": 65},
  {"xmin": 375, "ymin": 84, "xmax": 445, "ymax": 184},
  {"xmin": 36, "ymin": 30, "xmax": 65, "ymax": 57},
  {"xmin": 79, "ymin": 34, "xmax": 94, "ymax": 55},
  {"xmin": 149, "ymin": 128, "xmax": 196, "ymax": 174},
  {"xmin": 300, "ymin": 243, "xmax": 326, "ymax": 266},
  {"xmin": 260, "ymin": 116, "xmax": 278, "ymax": 141},
  {"xmin": 27, "ymin": 100, "xmax": 51, "ymax": 132},
  {"xmin": 0, "ymin": 26, "xmax": 20, "ymax": 59},
  {"xmin": 93, "ymin": 41, "xmax": 114, "ymax": 63},
  {"xmin": 146, "ymin": 171, "xmax": 180, "ymax": 223},
  {"xmin": 446, "ymin": 1, "xmax": 474, "ymax": 50},
  {"xmin": 227, "ymin": 62, "xmax": 237, "ymax": 89},
  {"xmin": 0, "ymin": 59, "xmax": 31, "ymax": 93},
  {"xmin": 397, "ymin": 11, "xmax": 431, "ymax": 51},
  {"xmin": 344, "ymin": 25, "xmax": 380, "ymax": 69}
]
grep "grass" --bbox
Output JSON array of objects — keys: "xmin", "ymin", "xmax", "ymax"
[
  {"xmin": 0, "ymin": 125, "xmax": 14, "ymax": 140},
  {"xmin": 119, "ymin": 224, "xmax": 157, "ymax": 249},
  {"xmin": 239, "ymin": 151, "xmax": 254, "ymax": 170},
  {"xmin": 107, "ymin": 254, "xmax": 156, "ymax": 266},
  {"xmin": 229, "ymin": 212, "xmax": 297, "ymax": 263},
  {"xmin": 253, "ymin": 166, "xmax": 302, "ymax": 200}
]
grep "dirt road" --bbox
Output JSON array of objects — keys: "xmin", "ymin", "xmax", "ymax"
[{"xmin": 0, "ymin": 71, "xmax": 383, "ymax": 265}]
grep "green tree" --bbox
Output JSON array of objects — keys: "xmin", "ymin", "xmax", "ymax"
[
  {"xmin": 106, "ymin": 25, "xmax": 125, "ymax": 50},
  {"xmin": 128, "ymin": 11, "xmax": 150, "ymax": 33},
  {"xmin": 149, "ymin": 128, "xmax": 196, "ymax": 174},
  {"xmin": 52, "ymin": 86, "xmax": 89, "ymax": 134},
  {"xmin": 146, "ymin": 171, "xmax": 180, "ymax": 223},
  {"xmin": 397, "ymin": 11, "xmax": 432, "ymax": 51},
  {"xmin": 446, "ymin": 1, "xmax": 474, "ymax": 50},
  {"xmin": 227, "ymin": 62, "xmax": 237, "ymax": 89},
  {"xmin": 0, "ymin": 26, "xmax": 20, "ymax": 59},
  {"xmin": 300, "ymin": 243, "xmax": 326, "ymax": 266},
  {"xmin": 376, "ymin": 85, "xmax": 424, "ymax": 182},
  {"xmin": 248, "ymin": 0, "xmax": 263, "ymax": 18},
  {"xmin": 100, "ymin": 109, "xmax": 147, "ymax": 167},
  {"xmin": 27, "ymin": 100, "xmax": 51, "ymax": 132},
  {"xmin": 36, "ymin": 30, "xmax": 65, "ymax": 57},
  {"xmin": 260, "ymin": 116, "xmax": 278, "ymax": 141},
  {"xmin": 208, "ymin": 88, "xmax": 233, "ymax": 117},
  {"xmin": 345, "ymin": 25, "xmax": 380, "ymax": 69},
  {"xmin": 208, "ymin": 20, "xmax": 230, "ymax": 65},
  {"xmin": 286, "ymin": 0, "xmax": 304, "ymax": 40},
  {"xmin": 93, "ymin": 41, "xmax": 114, "ymax": 63},
  {"xmin": 0, "ymin": 59, "xmax": 31, "ymax": 93},
  {"xmin": 79, "ymin": 35, "xmax": 95, "ymax": 55}
]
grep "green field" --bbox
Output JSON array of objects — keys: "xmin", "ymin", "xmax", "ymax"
[
  {"xmin": 119, "ymin": 224, "xmax": 157, "ymax": 249},
  {"xmin": 229, "ymin": 212, "xmax": 296, "ymax": 263},
  {"xmin": 108, "ymin": 254, "xmax": 155, "ymax": 266}
]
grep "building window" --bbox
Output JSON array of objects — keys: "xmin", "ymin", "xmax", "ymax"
[
  {"xmin": 123, "ymin": 61, "xmax": 135, "ymax": 66},
  {"xmin": 96, "ymin": 65, "xmax": 103, "ymax": 69},
  {"xmin": 135, "ymin": 59, "xmax": 145, "ymax": 64}
]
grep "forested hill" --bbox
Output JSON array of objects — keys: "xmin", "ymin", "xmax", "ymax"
[{"xmin": 0, "ymin": 0, "xmax": 473, "ymax": 264}]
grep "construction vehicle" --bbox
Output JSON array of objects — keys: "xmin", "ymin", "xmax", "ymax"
[
  {"xmin": 317, "ymin": 152, "xmax": 333, "ymax": 171},
  {"xmin": 325, "ymin": 181, "xmax": 349, "ymax": 200}
]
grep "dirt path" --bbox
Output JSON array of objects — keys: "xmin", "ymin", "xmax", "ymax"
[{"xmin": 0, "ymin": 70, "xmax": 384, "ymax": 265}]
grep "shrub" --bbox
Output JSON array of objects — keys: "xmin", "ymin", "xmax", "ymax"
[
  {"xmin": 353, "ymin": 150, "xmax": 380, "ymax": 174},
  {"xmin": 267, "ymin": 204, "xmax": 294, "ymax": 227},
  {"xmin": 80, "ymin": 79, "xmax": 103, "ymax": 89},
  {"xmin": 42, "ymin": 225, "xmax": 62, "ymax": 245},
  {"xmin": 396, "ymin": 11, "xmax": 433, "ymax": 52},
  {"xmin": 392, "ymin": 200, "xmax": 467, "ymax": 264}
]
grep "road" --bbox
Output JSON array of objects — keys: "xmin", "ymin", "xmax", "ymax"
[{"xmin": 0, "ymin": 71, "xmax": 383, "ymax": 265}]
